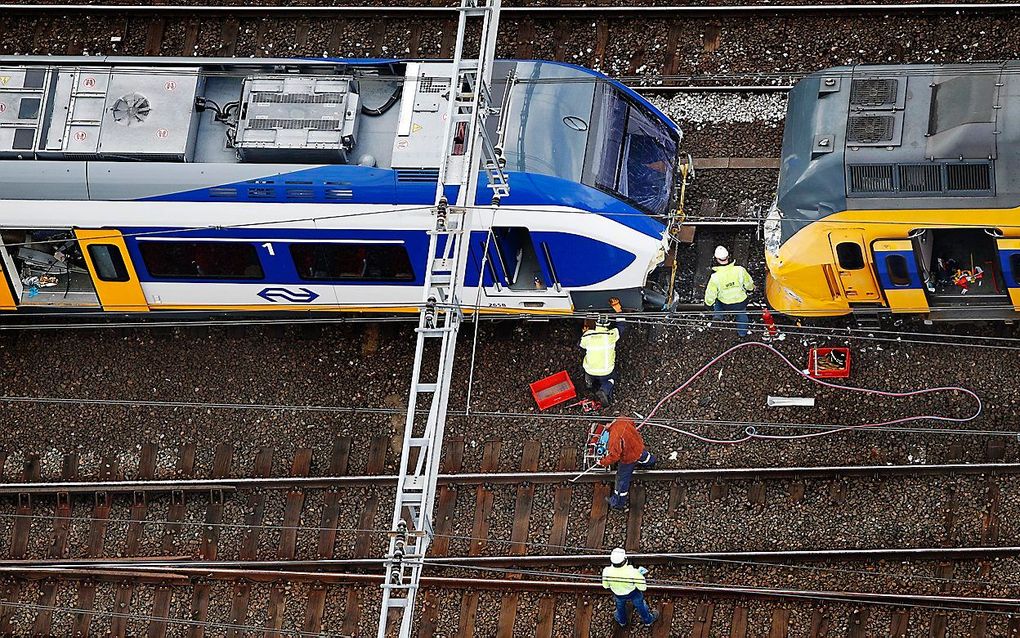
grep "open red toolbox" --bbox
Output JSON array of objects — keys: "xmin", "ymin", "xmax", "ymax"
[
  {"xmin": 529, "ymin": 370, "xmax": 577, "ymax": 410},
  {"xmin": 807, "ymin": 347, "xmax": 851, "ymax": 378}
]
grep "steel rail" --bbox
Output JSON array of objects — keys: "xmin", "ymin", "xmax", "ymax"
[
  {"xmin": 5, "ymin": 563, "xmax": 1020, "ymax": 609},
  {"xmin": 636, "ymin": 85, "xmax": 793, "ymax": 92},
  {"xmin": 3, "ymin": 3, "xmax": 1019, "ymax": 13},
  {"xmin": 12, "ymin": 544, "xmax": 1020, "ymax": 570},
  {"xmin": 0, "ymin": 462, "xmax": 1014, "ymax": 495}
]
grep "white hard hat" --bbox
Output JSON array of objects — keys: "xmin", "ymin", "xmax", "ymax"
[
  {"xmin": 714, "ymin": 245, "xmax": 730, "ymax": 262},
  {"xmin": 610, "ymin": 547, "xmax": 627, "ymax": 566}
]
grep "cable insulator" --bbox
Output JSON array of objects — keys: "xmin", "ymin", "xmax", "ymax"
[
  {"xmin": 424, "ymin": 297, "xmax": 438, "ymax": 329},
  {"xmin": 436, "ymin": 197, "xmax": 449, "ymax": 231}
]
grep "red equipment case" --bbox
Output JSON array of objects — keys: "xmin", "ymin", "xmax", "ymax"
[
  {"xmin": 529, "ymin": 370, "xmax": 577, "ymax": 410},
  {"xmin": 807, "ymin": 347, "xmax": 851, "ymax": 378}
]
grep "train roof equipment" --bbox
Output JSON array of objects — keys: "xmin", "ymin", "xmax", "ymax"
[{"xmin": 775, "ymin": 61, "xmax": 1020, "ymax": 241}]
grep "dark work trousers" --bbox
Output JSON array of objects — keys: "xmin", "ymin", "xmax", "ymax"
[
  {"xmin": 614, "ymin": 588, "xmax": 656, "ymax": 626},
  {"xmin": 712, "ymin": 299, "xmax": 750, "ymax": 337},
  {"xmin": 584, "ymin": 368, "xmax": 618, "ymax": 401},
  {"xmin": 609, "ymin": 450, "xmax": 656, "ymax": 509}
]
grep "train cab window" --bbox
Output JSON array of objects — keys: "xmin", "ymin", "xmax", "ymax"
[
  {"xmin": 87, "ymin": 244, "xmax": 129, "ymax": 282},
  {"xmin": 139, "ymin": 241, "xmax": 264, "ymax": 279},
  {"xmin": 588, "ymin": 89, "xmax": 677, "ymax": 216},
  {"xmin": 886, "ymin": 255, "xmax": 911, "ymax": 286},
  {"xmin": 290, "ymin": 243, "xmax": 414, "ymax": 282},
  {"xmin": 835, "ymin": 242, "xmax": 865, "ymax": 270}
]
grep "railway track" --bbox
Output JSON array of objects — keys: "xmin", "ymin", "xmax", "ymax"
[
  {"xmin": 0, "ymin": 399, "xmax": 1015, "ymax": 635},
  {"xmin": 4, "ymin": 569, "xmax": 1018, "ymax": 637},
  {"xmin": 3, "ymin": 3, "xmax": 1020, "ymax": 89},
  {"xmin": 6, "ymin": 3, "xmax": 1020, "ymax": 13},
  {"xmin": 0, "ymin": 437, "xmax": 1014, "ymax": 562}
]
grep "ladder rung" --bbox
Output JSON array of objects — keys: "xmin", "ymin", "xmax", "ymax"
[
  {"xmin": 415, "ymin": 383, "xmax": 437, "ymax": 393},
  {"xmin": 416, "ymin": 328, "xmax": 450, "ymax": 338},
  {"xmin": 408, "ymin": 437, "xmax": 430, "ymax": 447}
]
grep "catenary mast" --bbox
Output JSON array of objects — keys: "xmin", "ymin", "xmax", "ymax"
[{"xmin": 377, "ymin": 1, "xmax": 507, "ymax": 636}]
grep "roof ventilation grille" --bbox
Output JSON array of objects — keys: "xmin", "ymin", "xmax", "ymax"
[
  {"xmin": 847, "ymin": 115, "xmax": 895, "ymax": 144},
  {"xmin": 849, "ymin": 79, "xmax": 898, "ymax": 107},
  {"xmin": 946, "ymin": 163, "xmax": 992, "ymax": 192},
  {"xmin": 849, "ymin": 164, "xmax": 894, "ymax": 193},
  {"xmin": 897, "ymin": 164, "xmax": 942, "ymax": 193}
]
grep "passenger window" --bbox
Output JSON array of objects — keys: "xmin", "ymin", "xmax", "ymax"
[
  {"xmin": 139, "ymin": 241, "xmax": 264, "ymax": 279},
  {"xmin": 87, "ymin": 244, "xmax": 129, "ymax": 282},
  {"xmin": 886, "ymin": 255, "xmax": 911, "ymax": 286},
  {"xmin": 835, "ymin": 242, "xmax": 865, "ymax": 270},
  {"xmin": 290, "ymin": 243, "xmax": 414, "ymax": 281}
]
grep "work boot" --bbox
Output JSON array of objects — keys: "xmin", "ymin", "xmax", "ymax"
[
  {"xmin": 643, "ymin": 611, "xmax": 660, "ymax": 627},
  {"xmin": 595, "ymin": 389, "xmax": 610, "ymax": 406},
  {"xmin": 605, "ymin": 495, "xmax": 628, "ymax": 511}
]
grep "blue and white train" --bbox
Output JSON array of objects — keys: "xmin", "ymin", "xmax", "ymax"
[{"xmin": 0, "ymin": 56, "xmax": 681, "ymax": 318}]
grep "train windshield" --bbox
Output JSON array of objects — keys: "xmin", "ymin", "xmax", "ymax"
[
  {"xmin": 586, "ymin": 89, "xmax": 677, "ymax": 216},
  {"xmin": 500, "ymin": 65, "xmax": 678, "ymax": 217}
]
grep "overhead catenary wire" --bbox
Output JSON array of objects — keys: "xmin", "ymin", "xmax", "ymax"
[
  {"xmin": 417, "ymin": 560, "xmax": 1020, "ymax": 617},
  {"xmin": 4, "ymin": 299, "xmax": 1020, "ymax": 354},
  {"xmin": 0, "ymin": 392, "xmax": 1010, "ymax": 440},
  {"xmin": 1, "ymin": 507, "xmax": 1017, "ymax": 592}
]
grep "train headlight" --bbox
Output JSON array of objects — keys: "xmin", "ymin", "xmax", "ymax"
[{"xmin": 764, "ymin": 200, "xmax": 782, "ymax": 258}]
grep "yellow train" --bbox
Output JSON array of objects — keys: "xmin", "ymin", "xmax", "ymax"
[{"xmin": 765, "ymin": 62, "xmax": 1020, "ymax": 321}]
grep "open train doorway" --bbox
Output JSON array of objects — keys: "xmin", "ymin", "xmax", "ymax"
[
  {"xmin": 915, "ymin": 228, "xmax": 1008, "ymax": 307},
  {"xmin": 0, "ymin": 229, "xmax": 100, "ymax": 308}
]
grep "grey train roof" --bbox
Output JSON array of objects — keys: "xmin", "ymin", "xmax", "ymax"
[
  {"xmin": 0, "ymin": 56, "xmax": 634, "ymax": 201},
  {"xmin": 777, "ymin": 61, "xmax": 1020, "ymax": 238}
]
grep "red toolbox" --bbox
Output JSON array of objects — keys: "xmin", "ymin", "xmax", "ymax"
[
  {"xmin": 529, "ymin": 370, "xmax": 577, "ymax": 410},
  {"xmin": 807, "ymin": 347, "xmax": 851, "ymax": 378}
]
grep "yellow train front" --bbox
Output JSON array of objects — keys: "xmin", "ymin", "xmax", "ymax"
[{"xmin": 765, "ymin": 62, "xmax": 1020, "ymax": 321}]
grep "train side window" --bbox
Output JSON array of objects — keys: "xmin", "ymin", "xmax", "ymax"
[
  {"xmin": 290, "ymin": 243, "xmax": 414, "ymax": 281},
  {"xmin": 835, "ymin": 242, "xmax": 865, "ymax": 270},
  {"xmin": 1011, "ymin": 254, "xmax": 1020, "ymax": 281},
  {"xmin": 886, "ymin": 255, "xmax": 911, "ymax": 286},
  {"xmin": 139, "ymin": 241, "xmax": 264, "ymax": 279},
  {"xmin": 87, "ymin": 244, "xmax": 129, "ymax": 282}
]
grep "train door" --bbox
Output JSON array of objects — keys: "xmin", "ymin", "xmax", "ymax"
[
  {"xmin": 466, "ymin": 227, "xmax": 568, "ymax": 306},
  {"xmin": 995, "ymin": 238, "xmax": 1020, "ymax": 310},
  {"xmin": 75, "ymin": 229, "xmax": 149, "ymax": 312},
  {"xmin": 872, "ymin": 239, "xmax": 929, "ymax": 313},
  {"xmin": 909, "ymin": 228, "xmax": 1008, "ymax": 311},
  {"xmin": 0, "ymin": 240, "xmax": 19, "ymax": 310},
  {"xmin": 0, "ymin": 228, "xmax": 102, "ymax": 308},
  {"xmin": 827, "ymin": 230, "xmax": 881, "ymax": 303}
]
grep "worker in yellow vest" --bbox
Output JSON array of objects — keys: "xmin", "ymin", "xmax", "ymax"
[
  {"xmin": 580, "ymin": 298, "xmax": 625, "ymax": 405},
  {"xmin": 602, "ymin": 547, "xmax": 659, "ymax": 628},
  {"xmin": 704, "ymin": 245, "xmax": 756, "ymax": 337}
]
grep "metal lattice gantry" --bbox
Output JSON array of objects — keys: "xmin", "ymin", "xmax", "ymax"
[{"xmin": 377, "ymin": 1, "xmax": 508, "ymax": 636}]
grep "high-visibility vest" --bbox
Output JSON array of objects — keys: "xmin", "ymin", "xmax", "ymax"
[
  {"xmin": 581, "ymin": 326, "xmax": 619, "ymax": 376},
  {"xmin": 705, "ymin": 263, "xmax": 755, "ymax": 305},
  {"xmin": 602, "ymin": 564, "xmax": 646, "ymax": 596}
]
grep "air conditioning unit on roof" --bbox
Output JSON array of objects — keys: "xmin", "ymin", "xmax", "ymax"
[{"xmin": 235, "ymin": 75, "xmax": 360, "ymax": 163}]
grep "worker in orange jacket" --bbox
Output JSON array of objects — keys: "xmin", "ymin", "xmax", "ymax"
[{"xmin": 598, "ymin": 416, "xmax": 656, "ymax": 510}]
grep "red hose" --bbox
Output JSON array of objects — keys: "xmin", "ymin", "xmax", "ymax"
[{"xmin": 637, "ymin": 341, "xmax": 982, "ymax": 445}]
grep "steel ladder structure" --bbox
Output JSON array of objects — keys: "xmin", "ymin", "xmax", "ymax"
[{"xmin": 377, "ymin": 1, "xmax": 507, "ymax": 636}]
